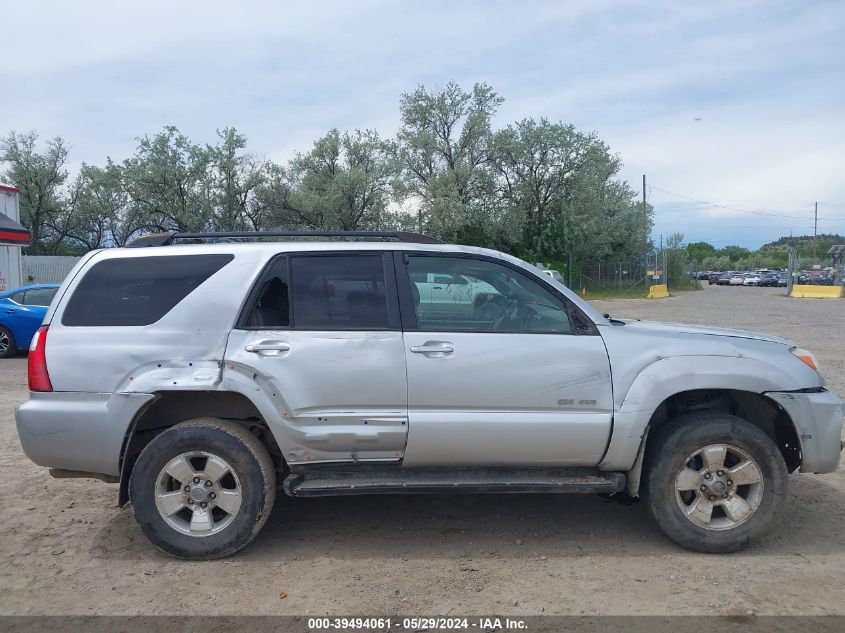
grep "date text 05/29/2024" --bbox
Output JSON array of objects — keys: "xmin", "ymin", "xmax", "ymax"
[{"xmin": 306, "ymin": 617, "xmax": 528, "ymax": 630}]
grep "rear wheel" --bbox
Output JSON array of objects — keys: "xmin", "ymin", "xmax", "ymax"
[
  {"xmin": 0, "ymin": 326, "xmax": 16, "ymax": 359},
  {"xmin": 644, "ymin": 412, "xmax": 788, "ymax": 553},
  {"xmin": 130, "ymin": 418, "xmax": 276, "ymax": 559}
]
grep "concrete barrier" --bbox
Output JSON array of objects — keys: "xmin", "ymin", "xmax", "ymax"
[
  {"xmin": 647, "ymin": 283, "xmax": 670, "ymax": 299},
  {"xmin": 790, "ymin": 284, "xmax": 844, "ymax": 299}
]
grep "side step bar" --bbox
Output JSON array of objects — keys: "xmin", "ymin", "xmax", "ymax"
[{"xmin": 283, "ymin": 468, "xmax": 625, "ymax": 498}]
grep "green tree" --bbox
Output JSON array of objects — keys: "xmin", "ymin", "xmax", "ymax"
[
  {"xmin": 665, "ymin": 231, "xmax": 688, "ymax": 286},
  {"xmin": 526, "ymin": 141, "xmax": 649, "ymax": 265},
  {"xmin": 492, "ymin": 118, "xmax": 589, "ymax": 254},
  {"xmin": 0, "ymin": 131, "xmax": 71, "ymax": 254},
  {"xmin": 686, "ymin": 241, "xmax": 716, "ymax": 265},
  {"xmin": 207, "ymin": 127, "xmax": 267, "ymax": 231},
  {"xmin": 717, "ymin": 245, "xmax": 750, "ymax": 262},
  {"xmin": 120, "ymin": 126, "xmax": 212, "ymax": 232},
  {"xmin": 63, "ymin": 162, "xmax": 132, "ymax": 250},
  {"xmin": 397, "ymin": 81, "xmax": 502, "ymax": 238},
  {"xmin": 270, "ymin": 128, "xmax": 399, "ymax": 231},
  {"xmin": 701, "ymin": 255, "xmax": 731, "ymax": 271}
]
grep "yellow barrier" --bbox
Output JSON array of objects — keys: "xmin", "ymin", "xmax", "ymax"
[
  {"xmin": 647, "ymin": 283, "xmax": 670, "ymax": 299},
  {"xmin": 790, "ymin": 284, "xmax": 844, "ymax": 299}
]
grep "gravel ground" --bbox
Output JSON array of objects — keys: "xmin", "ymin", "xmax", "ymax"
[{"xmin": 1, "ymin": 285, "xmax": 843, "ymax": 616}]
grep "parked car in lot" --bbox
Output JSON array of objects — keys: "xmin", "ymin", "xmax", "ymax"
[
  {"xmin": 707, "ymin": 272, "xmax": 722, "ymax": 285},
  {"xmin": 729, "ymin": 273, "xmax": 745, "ymax": 285},
  {"xmin": 0, "ymin": 284, "xmax": 60, "ymax": 358},
  {"xmin": 742, "ymin": 273, "xmax": 762, "ymax": 286},
  {"xmin": 15, "ymin": 231, "xmax": 844, "ymax": 559},
  {"xmin": 716, "ymin": 272, "xmax": 733, "ymax": 285},
  {"xmin": 758, "ymin": 273, "xmax": 779, "ymax": 287},
  {"xmin": 541, "ymin": 269, "xmax": 564, "ymax": 283}
]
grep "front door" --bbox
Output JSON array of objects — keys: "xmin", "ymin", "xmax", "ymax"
[
  {"xmin": 397, "ymin": 253, "xmax": 613, "ymax": 467},
  {"xmin": 225, "ymin": 252, "xmax": 408, "ymax": 465}
]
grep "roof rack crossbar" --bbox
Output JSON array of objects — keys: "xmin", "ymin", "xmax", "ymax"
[{"xmin": 127, "ymin": 230, "xmax": 442, "ymax": 247}]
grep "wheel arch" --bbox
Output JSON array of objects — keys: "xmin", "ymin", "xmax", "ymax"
[
  {"xmin": 118, "ymin": 390, "xmax": 285, "ymax": 505},
  {"xmin": 623, "ymin": 388, "xmax": 801, "ymax": 497}
]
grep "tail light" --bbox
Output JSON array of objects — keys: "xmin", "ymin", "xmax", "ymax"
[{"xmin": 28, "ymin": 326, "xmax": 53, "ymax": 392}]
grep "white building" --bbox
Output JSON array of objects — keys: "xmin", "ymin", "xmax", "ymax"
[{"xmin": 0, "ymin": 185, "xmax": 30, "ymax": 291}]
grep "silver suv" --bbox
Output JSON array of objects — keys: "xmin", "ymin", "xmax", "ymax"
[{"xmin": 15, "ymin": 231, "xmax": 844, "ymax": 559}]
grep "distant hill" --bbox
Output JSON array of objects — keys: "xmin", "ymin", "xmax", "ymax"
[{"xmin": 760, "ymin": 234, "xmax": 845, "ymax": 255}]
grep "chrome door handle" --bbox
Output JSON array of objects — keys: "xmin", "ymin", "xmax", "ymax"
[
  {"xmin": 245, "ymin": 341, "xmax": 290, "ymax": 356},
  {"xmin": 409, "ymin": 342, "xmax": 454, "ymax": 355}
]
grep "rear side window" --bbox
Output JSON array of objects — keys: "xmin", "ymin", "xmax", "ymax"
[
  {"xmin": 23, "ymin": 287, "xmax": 57, "ymax": 306},
  {"xmin": 241, "ymin": 254, "xmax": 394, "ymax": 330},
  {"xmin": 62, "ymin": 254, "xmax": 234, "ymax": 326},
  {"xmin": 291, "ymin": 255, "xmax": 389, "ymax": 329}
]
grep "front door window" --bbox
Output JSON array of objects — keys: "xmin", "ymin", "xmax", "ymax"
[{"xmin": 407, "ymin": 256, "xmax": 571, "ymax": 333}]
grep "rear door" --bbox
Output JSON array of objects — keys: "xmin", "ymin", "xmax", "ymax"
[
  {"xmin": 396, "ymin": 252, "xmax": 613, "ymax": 467},
  {"xmin": 225, "ymin": 252, "xmax": 409, "ymax": 465}
]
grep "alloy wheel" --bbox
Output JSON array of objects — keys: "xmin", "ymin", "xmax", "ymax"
[
  {"xmin": 674, "ymin": 443, "xmax": 764, "ymax": 530},
  {"xmin": 154, "ymin": 451, "xmax": 243, "ymax": 537}
]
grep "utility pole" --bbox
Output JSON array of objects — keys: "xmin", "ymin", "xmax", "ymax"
[
  {"xmin": 642, "ymin": 174, "xmax": 646, "ymax": 209},
  {"xmin": 813, "ymin": 201, "xmax": 818, "ymax": 262},
  {"xmin": 642, "ymin": 174, "xmax": 648, "ymax": 273}
]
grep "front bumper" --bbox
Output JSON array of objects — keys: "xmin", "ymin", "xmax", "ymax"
[
  {"xmin": 766, "ymin": 389, "xmax": 845, "ymax": 474},
  {"xmin": 15, "ymin": 392, "xmax": 155, "ymax": 477}
]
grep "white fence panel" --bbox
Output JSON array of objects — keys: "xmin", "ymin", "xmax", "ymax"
[{"xmin": 22, "ymin": 256, "xmax": 81, "ymax": 284}]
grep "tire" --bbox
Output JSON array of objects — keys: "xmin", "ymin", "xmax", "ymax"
[
  {"xmin": 644, "ymin": 412, "xmax": 788, "ymax": 553},
  {"xmin": 129, "ymin": 418, "xmax": 276, "ymax": 559},
  {"xmin": 0, "ymin": 326, "xmax": 16, "ymax": 359}
]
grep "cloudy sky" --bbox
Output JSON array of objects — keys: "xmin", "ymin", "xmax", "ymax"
[{"xmin": 2, "ymin": 0, "xmax": 843, "ymax": 249}]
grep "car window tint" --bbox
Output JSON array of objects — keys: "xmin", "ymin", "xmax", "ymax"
[
  {"xmin": 291, "ymin": 255, "xmax": 388, "ymax": 329},
  {"xmin": 62, "ymin": 254, "xmax": 233, "ymax": 326},
  {"xmin": 407, "ymin": 256, "xmax": 571, "ymax": 334},
  {"xmin": 23, "ymin": 287, "xmax": 57, "ymax": 307},
  {"xmin": 245, "ymin": 258, "xmax": 290, "ymax": 328},
  {"xmin": 9, "ymin": 290, "xmax": 25, "ymax": 304}
]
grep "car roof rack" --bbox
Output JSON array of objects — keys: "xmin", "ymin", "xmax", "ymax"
[{"xmin": 127, "ymin": 230, "xmax": 442, "ymax": 248}]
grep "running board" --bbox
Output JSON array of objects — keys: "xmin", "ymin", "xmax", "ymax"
[{"xmin": 283, "ymin": 468, "xmax": 625, "ymax": 498}]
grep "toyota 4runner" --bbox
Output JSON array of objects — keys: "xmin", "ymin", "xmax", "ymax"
[{"xmin": 15, "ymin": 231, "xmax": 844, "ymax": 559}]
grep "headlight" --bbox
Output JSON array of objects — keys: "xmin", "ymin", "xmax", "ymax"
[{"xmin": 791, "ymin": 347, "xmax": 820, "ymax": 372}]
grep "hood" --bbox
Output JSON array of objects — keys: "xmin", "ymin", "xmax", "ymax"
[{"xmin": 617, "ymin": 319, "xmax": 793, "ymax": 346}]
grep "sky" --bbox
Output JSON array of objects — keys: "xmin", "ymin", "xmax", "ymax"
[{"xmin": 1, "ymin": 0, "xmax": 844, "ymax": 250}]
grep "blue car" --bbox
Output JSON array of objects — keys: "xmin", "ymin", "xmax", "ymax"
[{"xmin": 0, "ymin": 283, "xmax": 61, "ymax": 358}]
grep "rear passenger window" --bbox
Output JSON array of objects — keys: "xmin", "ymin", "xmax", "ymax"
[
  {"xmin": 62, "ymin": 254, "xmax": 233, "ymax": 326},
  {"xmin": 291, "ymin": 255, "xmax": 388, "ymax": 329},
  {"xmin": 23, "ymin": 287, "xmax": 57, "ymax": 306}
]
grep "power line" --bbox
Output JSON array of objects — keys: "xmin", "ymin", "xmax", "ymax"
[
  {"xmin": 649, "ymin": 185, "xmax": 845, "ymax": 221},
  {"xmin": 656, "ymin": 223, "xmax": 816, "ymax": 231}
]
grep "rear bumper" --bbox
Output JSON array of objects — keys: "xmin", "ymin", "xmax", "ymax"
[
  {"xmin": 766, "ymin": 389, "xmax": 845, "ymax": 474},
  {"xmin": 15, "ymin": 392, "xmax": 154, "ymax": 477}
]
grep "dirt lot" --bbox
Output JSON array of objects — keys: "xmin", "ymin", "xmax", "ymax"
[{"xmin": 1, "ymin": 285, "xmax": 844, "ymax": 616}]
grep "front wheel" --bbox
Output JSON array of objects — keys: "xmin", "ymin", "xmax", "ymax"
[
  {"xmin": 644, "ymin": 412, "xmax": 788, "ymax": 553},
  {"xmin": 130, "ymin": 418, "xmax": 276, "ymax": 559}
]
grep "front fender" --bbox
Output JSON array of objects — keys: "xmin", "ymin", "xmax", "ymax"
[{"xmin": 599, "ymin": 355, "xmax": 803, "ymax": 471}]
